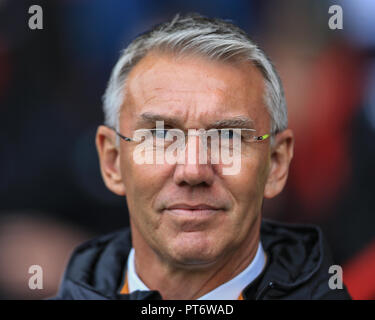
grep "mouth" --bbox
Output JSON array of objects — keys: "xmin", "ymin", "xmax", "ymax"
[{"xmin": 164, "ymin": 203, "xmax": 223, "ymax": 218}]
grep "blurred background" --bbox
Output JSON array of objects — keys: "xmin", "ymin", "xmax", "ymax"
[{"xmin": 0, "ymin": 0, "xmax": 374, "ymax": 299}]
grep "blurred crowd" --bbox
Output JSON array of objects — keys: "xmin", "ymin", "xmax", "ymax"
[{"xmin": 0, "ymin": 0, "xmax": 374, "ymax": 299}]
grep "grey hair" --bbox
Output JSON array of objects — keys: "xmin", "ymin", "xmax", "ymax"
[{"xmin": 103, "ymin": 13, "xmax": 287, "ymax": 138}]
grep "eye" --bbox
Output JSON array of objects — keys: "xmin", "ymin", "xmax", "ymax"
[
  {"xmin": 153, "ymin": 129, "xmax": 169, "ymax": 139},
  {"xmin": 221, "ymin": 129, "xmax": 241, "ymax": 140},
  {"xmin": 221, "ymin": 129, "xmax": 232, "ymax": 139},
  {"xmin": 240, "ymin": 129, "xmax": 254, "ymax": 141}
]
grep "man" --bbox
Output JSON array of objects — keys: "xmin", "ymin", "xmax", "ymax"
[{"xmin": 55, "ymin": 13, "xmax": 351, "ymax": 300}]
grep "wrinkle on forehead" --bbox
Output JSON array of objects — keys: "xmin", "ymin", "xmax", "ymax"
[
  {"xmin": 134, "ymin": 111, "xmax": 255, "ymax": 131},
  {"xmin": 121, "ymin": 51, "xmax": 268, "ymax": 131}
]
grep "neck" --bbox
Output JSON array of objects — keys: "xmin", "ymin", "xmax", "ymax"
[{"xmin": 130, "ymin": 216, "xmax": 261, "ymax": 300}]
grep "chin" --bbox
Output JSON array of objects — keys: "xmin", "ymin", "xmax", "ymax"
[{"xmin": 167, "ymin": 232, "xmax": 224, "ymax": 267}]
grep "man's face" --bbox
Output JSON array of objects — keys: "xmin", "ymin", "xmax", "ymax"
[{"xmin": 111, "ymin": 52, "xmax": 273, "ymax": 266}]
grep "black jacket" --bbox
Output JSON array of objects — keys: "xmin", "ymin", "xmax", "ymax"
[{"xmin": 53, "ymin": 219, "xmax": 351, "ymax": 300}]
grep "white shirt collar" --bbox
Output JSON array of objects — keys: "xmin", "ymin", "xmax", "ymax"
[{"xmin": 126, "ymin": 242, "xmax": 266, "ymax": 300}]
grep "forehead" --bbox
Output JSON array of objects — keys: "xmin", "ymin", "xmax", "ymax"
[{"xmin": 121, "ymin": 51, "xmax": 268, "ymax": 129}]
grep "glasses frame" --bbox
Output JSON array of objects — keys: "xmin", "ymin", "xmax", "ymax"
[{"xmin": 107, "ymin": 126, "xmax": 272, "ymax": 143}]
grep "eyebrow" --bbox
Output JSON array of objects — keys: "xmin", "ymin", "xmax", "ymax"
[
  {"xmin": 207, "ymin": 116, "xmax": 255, "ymax": 129},
  {"xmin": 137, "ymin": 112, "xmax": 255, "ymax": 130},
  {"xmin": 137, "ymin": 112, "xmax": 182, "ymax": 127}
]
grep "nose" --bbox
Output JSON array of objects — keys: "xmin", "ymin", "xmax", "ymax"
[{"xmin": 173, "ymin": 134, "xmax": 215, "ymax": 186}]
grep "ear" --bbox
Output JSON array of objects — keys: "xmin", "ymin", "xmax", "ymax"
[
  {"xmin": 264, "ymin": 129, "xmax": 294, "ymax": 199},
  {"xmin": 95, "ymin": 125, "xmax": 126, "ymax": 196}
]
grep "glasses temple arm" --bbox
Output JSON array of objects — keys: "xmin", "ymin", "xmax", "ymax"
[{"xmin": 106, "ymin": 125, "xmax": 133, "ymax": 142}]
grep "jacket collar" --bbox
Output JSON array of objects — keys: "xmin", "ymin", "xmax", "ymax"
[
  {"xmin": 57, "ymin": 219, "xmax": 323, "ymax": 300},
  {"xmin": 243, "ymin": 219, "xmax": 323, "ymax": 299}
]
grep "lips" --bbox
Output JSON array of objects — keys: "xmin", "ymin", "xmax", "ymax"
[
  {"xmin": 164, "ymin": 203, "xmax": 223, "ymax": 218},
  {"xmin": 167, "ymin": 203, "xmax": 220, "ymax": 210}
]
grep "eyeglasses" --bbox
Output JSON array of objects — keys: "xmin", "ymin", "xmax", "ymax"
[
  {"xmin": 110, "ymin": 127, "xmax": 270, "ymax": 142},
  {"xmin": 107, "ymin": 126, "xmax": 271, "ymax": 154}
]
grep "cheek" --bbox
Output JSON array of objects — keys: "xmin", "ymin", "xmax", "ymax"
[
  {"xmin": 214, "ymin": 159, "xmax": 268, "ymax": 247},
  {"xmin": 225, "ymin": 158, "xmax": 267, "ymax": 202},
  {"xmin": 119, "ymin": 148, "xmax": 174, "ymax": 222},
  {"xmin": 219, "ymin": 155, "xmax": 269, "ymax": 230},
  {"xmin": 121, "ymin": 160, "xmax": 175, "ymax": 248}
]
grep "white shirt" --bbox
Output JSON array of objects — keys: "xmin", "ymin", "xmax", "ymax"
[{"xmin": 126, "ymin": 242, "xmax": 266, "ymax": 300}]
